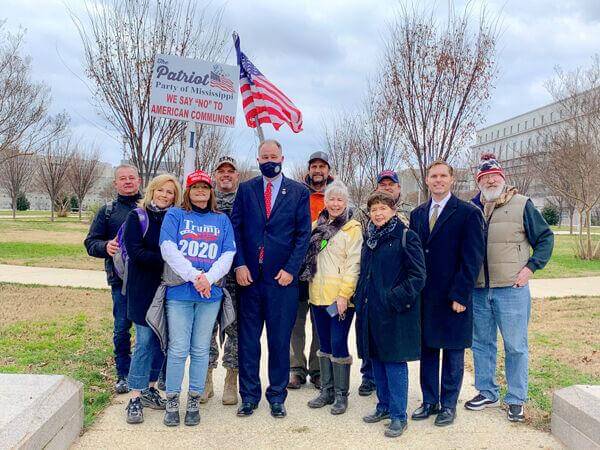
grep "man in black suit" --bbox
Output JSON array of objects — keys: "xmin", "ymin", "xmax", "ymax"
[
  {"xmin": 231, "ymin": 139, "xmax": 311, "ymax": 418},
  {"xmin": 409, "ymin": 160, "xmax": 484, "ymax": 426}
]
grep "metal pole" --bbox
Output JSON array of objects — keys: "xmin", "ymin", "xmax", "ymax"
[
  {"xmin": 183, "ymin": 121, "xmax": 196, "ymax": 179},
  {"xmin": 255, "ymin": 117, "xmax": 265, "ymax": 143}
]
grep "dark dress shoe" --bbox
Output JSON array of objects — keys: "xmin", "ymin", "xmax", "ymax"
[
  {"xmin": 236, "ymin": 402, "xmax": 258, "ymax": 417},
  {"xmin": 434, "ymin": 407, "xmax": 456, "ymax": 426},
  {"xmin": 358, "ymin": 379, "xmax": 376, "ymax": 396},
  {"xmin": 310, "ymin": 374, "xmax": 321, "ymax": 389},
  {"xmin": 384, "ymin": 419, "xmax": 407, "ymax": 438},
  {"xmin": 287, "ymin": 374, "xmax": 304, "ymax": 389},
  {"xmin": 270, "ymin": 402, "xmax": 287, "ymax": 418},
  {"xmin": 363, "ymin": 409, "xmax": 390, "ymax": 423},
  {"xmin": 411, "ymin": 403, "xmax": 441, "ymax": 420}
]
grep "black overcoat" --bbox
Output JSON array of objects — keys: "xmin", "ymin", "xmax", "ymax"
[
  {"xmin": 354, "ymin": 222, "xmax": 426, "ymax": 363},
  {"xmin": 123, "ymin": 208, "xmax": 166, "ymax": 326},
  {"xmin": 409, "ymin": 194, "xmax": 485, "ymax": 349}
]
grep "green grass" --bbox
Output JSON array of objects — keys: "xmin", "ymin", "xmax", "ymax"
[
  {"xmin": 528, "ymin": 357, "xmax": 600, "ymax": 429},
  {"xmin": 0, "ymin": 314, "xmax": 114, "ymax": 427},
  {"xmin": 0, "ymin": 218, "xmax": 89, "ymax": 233},
  {"xmin": 551, "ymin": 225, "xmax": 600, "ymax": 233},
  {"xmin": 0, "ymin": 242, "xmax": 87, "ymax": 259},
  {"xmin": 0, "ymin": 209, "xmax": 49, "ymax": 216},
  {"xmin": 534, "ymin": 234, "xmax": 600, "ymax": 278}
]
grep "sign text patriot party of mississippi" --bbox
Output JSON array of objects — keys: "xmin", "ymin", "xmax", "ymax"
[{"xmin": 149, "ymin": 54, "xmax": 239, "ymax": 127}]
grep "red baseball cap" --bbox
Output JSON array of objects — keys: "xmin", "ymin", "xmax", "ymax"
[{"xmin": 186, "ymin": 170, "xmax": 213, "ymax": 189}]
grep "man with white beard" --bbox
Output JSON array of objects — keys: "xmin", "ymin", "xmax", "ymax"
[{"xmin": 464, "ymin": 154, "xmax": 554, "ymax": 423}]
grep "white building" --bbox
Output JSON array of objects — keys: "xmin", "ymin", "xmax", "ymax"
[{"xmin": 470, "ymin": 98, "xmax": 568, "ymax": 207}]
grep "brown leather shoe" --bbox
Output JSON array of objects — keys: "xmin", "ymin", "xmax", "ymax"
[{"xmin": 287, "ymin": 373, "xmax": 304, "ymax": 389}]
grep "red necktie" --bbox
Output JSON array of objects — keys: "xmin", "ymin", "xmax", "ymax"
[{"xmin": 259, "ymin": 181, "xmax": 273, "ymax": 263}]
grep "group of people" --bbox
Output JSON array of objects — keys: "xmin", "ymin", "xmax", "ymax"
[{"xmin": 85, "ymin": 140, "xmax": 553, "ymax": 438}]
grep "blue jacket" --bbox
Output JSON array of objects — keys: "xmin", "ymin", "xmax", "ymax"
[
  {"xmin": 230, "ymin": 175, "xmax": 311, "ymax": 285},
  {"xmin": 410, "ymin": 194, "xmax": 485, "ymax": 349}
]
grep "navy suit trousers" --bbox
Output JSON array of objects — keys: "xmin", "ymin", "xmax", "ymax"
[
  {"xmin": 420, "ymin": 345, "xmax": 465, "ymax": 409},
  {"xmin": 238, "ymin": 278, "xmax": 299, "ymax": 404}
]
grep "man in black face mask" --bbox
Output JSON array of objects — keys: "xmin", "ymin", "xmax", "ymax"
[{"xmin": 231, "ymin": 139, "xmax": 312, "ymax": 418}]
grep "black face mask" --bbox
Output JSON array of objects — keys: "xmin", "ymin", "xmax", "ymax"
[{"xmin": 259, "ymin": 161, "xmax": 282, "ymax": 178}]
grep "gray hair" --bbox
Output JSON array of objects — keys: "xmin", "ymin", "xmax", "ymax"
[
  {"xmin": 258, "ymin": 139, "xmax": 282, "ymax": 154},
  {"xmin": 324, "ymin": 179, "xmax": 349, "ymax": 203},
  {"xmin": 114, "ymin": 164, "xmax": 139, "ymax": 179}
]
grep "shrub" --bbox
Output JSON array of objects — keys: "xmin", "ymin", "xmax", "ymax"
[
  {"xmin": 16, "ymin": 192, "xmax": 30, "ymax": 211},
  {"xmin": 542, "ymin": 205, "xmax": 560, "ymax": 226}
]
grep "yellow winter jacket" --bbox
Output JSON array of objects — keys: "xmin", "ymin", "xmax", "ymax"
[{"xmin": 308, "ymin": 218, "xmax": 363, "ymax": 307}]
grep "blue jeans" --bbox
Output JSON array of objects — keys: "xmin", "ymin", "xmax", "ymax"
[
  {"xmin": 111, "ymin": 285, "xmax": 132, "ymax": 378},
  {"xmin": 472, "ymin": 285, "xmax": 531, "ymax": 405},
  {"xmin": 165, "ymin": 299, "xmax": 221, "ymax": 395},
  {"xmin": 128, "ymin": 324, "xmax": 165, "ymax": 391},
  {"xmin": 372, "ymin": 359, "xmax": 408, "ymax": 421},
  {"xmin": 360, "ymin": 358, "xmax": 374, "ymax": 383},
  {"xmin": 310, "ymin": 305, "xmax": 354, "ymax": 358}
]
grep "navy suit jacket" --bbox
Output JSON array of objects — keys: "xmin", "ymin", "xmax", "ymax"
[
  {"xmin": 409, "ymin": 194, "xmax": 485, "ymax": 349},
  {"xmin": 231, "ymin": 175, "xmax": 311, "ymax": 286}
]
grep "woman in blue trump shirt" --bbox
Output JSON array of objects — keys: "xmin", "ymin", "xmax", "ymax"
[{"xmin": 159, "ymin": 170, "xmax": 236, "ymax": 427}]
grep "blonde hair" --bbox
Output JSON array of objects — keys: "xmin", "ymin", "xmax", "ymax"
[{"xmin": 139, "ymin": 174, "xmax": 182, "ymax": 209}]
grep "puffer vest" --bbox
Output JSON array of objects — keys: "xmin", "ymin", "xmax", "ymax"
[{"xmin": 476, "ymin": 194, "xmax": 530, "ymax": 288}]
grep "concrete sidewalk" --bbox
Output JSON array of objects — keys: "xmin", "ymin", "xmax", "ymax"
[
  {"xmin": 2, "ymin": 264, "xmax": 599, "ymax": 298},
  {"xmin": 0, "ymin": 264, "xmax": 107, "ymax": 289},
  {"xmin": 73, "ymin": 334, "xmax": 561, "ymax": 449}
]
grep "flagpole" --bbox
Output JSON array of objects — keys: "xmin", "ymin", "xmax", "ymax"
[
  {"xmin": 183, "ymin": 121, "xmax": 196, "ymax": 180},
  {"xmin": 255, "ymin": 118, "xmax": 265, "ymax": 144}
]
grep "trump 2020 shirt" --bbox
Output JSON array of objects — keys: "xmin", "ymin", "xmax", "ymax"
[{"xmin": 159, "ymin": 207, "xmax": 236, "ymax": 303}]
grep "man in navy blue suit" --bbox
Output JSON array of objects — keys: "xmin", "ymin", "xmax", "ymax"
[
  {"xmin": 231, "ymin": 139, "xmax": 311, "ymax": 418},
  {"xmin": 409, "ymin": 160, "xmax": 484, "ymax": 427}
]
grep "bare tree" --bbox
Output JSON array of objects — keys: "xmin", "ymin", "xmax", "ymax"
[
  {"xmin": 0, "ymin": 22, "xmax": 67, "ymax": 165},
  {"xmin": 322, "ymin": 111, "xmax": 373, "ymax": 207},
  {"xmin": 163, "ymin": 124, "xmax": 230, "ymax": 180},
  {"xmin": 67, "ymin": 144, "xmax": 103, "ymax": 220},
  {"xmin": 381, "ymin": 2, "xmax": 498, "ymax": 198},
  {"xmin": 70, "ymin": 0, "xmax": 228, "ymax": 185},
  {"xmin": 536, "ymin": 56, "xmax": 600, "ymax": 259},
  {"xmin": 195, "ymin": 125, "xmax": 231, "ymax": 173},
  {"xmin": 37, "ymin": 137, "xmax": 75, "ymax": 222},
  {"xmin": 504, "ymin": 154, "xmax": 535, "ymax": 195},
  {"xmin": 0, "ymin": 146, "xmax": 33, "ymax": 218}
]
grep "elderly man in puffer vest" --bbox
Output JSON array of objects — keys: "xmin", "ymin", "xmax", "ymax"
[{"xmin": 465, "ymin": 153, "xmax": 554, "ymax": 423}]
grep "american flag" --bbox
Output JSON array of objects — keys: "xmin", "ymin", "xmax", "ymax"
[
  {"xmin": 210, "ymin": 71, "xmax": 234, "ymax": 93},
  {"xmin": 233, "ymin": 33, "xmax": 303, "ymax": 133}
]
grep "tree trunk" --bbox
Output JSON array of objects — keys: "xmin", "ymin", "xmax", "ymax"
[
  {"xmin": 578, "ymin": 208, "xmax": 585, "ymax": 259},
  {"xmin": 78, "ymin": 196, "xmax": 83, "ymax": 221},
  {"xmin": 586, "ymin": 209, "xmax": 592, "ymax": 260},
  {"xmin": 569, "ymin": 208, "xmax": 574, "ymax": 235},
  {"xmin": 50, "ymin": 200, "xmax": 55, "ymax": 222},
  {"xmin": 11, "ymin": 196, "xmax": 16, "ymax": 219}
]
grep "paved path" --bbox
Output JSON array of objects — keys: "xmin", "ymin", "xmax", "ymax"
[
  {"xmin": 72, "ymin": 335, "xmax": 561, "ymax": 449},
  {"xmin": 2, "ymin": 264, "xmax": 599, "ymax": 298},
  {"xmin": 0, "ymin": 264, "xmax": 107, "ymax": 289}
]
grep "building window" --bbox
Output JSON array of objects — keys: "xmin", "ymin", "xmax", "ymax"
[
  {"xmin": 510, "ymin": 125, "xmax": 513, "ymax": 133},
  {"xmin": 541, "ymin": 114, "xmax": 544, "ymax": 124},
  {"xmin": 532, "ymin": 117, "xmax": 536, "ymax": 127},
  {"xmin": 497, "ymin": 130, "xmax": 500, "ymax": 138},
  {"xmin": 525, "ymin": 120, "xmax": 528, "ymax": 129},
  {"xmin": 504, "ymin": 127, "xmax": 507, "ymax": 136},
  {"xmin": 517, "ymin": 123, "xmax": 520, "ymax": 132},
  {"xmin": 550, "ymin": 112, "xmax": 553, "ymax": 121}
]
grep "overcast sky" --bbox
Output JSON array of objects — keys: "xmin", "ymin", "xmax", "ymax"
[{"xmin": 3, "ymin": 0, "xmax": 600, "ymax": 168}]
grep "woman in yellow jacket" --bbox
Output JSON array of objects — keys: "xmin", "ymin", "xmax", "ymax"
[{"xmin": 299, "ymin": 180, "xmax": 363, "ymax": 415}]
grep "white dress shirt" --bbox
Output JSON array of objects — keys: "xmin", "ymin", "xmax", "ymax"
[{"xmin": 429, "ymin": 192, "xmax": 452, "ymax": 220}]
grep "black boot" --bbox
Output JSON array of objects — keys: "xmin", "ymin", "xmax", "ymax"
[
  {"xmin": 308, "ymin": 352, "xmax": 334, "ymax": 408},
  {"xmin": 330, "ymin": 357, "xmax": 351, "ymax": 415},
  {"xmin": 163, "ymin": 393, "xmax": 180, "ymax": 427}
]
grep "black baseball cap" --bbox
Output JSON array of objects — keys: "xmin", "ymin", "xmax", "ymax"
[{"xmin": 308, "ymin": 151, "xmax": 330, "ymax": 168}]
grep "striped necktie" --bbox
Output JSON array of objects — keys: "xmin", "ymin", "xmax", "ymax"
[{"xmin": 429, "ymin": 203, "xmax": 440, "ymax": 232}]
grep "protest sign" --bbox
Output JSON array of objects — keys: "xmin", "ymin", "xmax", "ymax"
[{"xmin": 150, "ymin": 54, "xmax": 238, "ymax": 127}]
